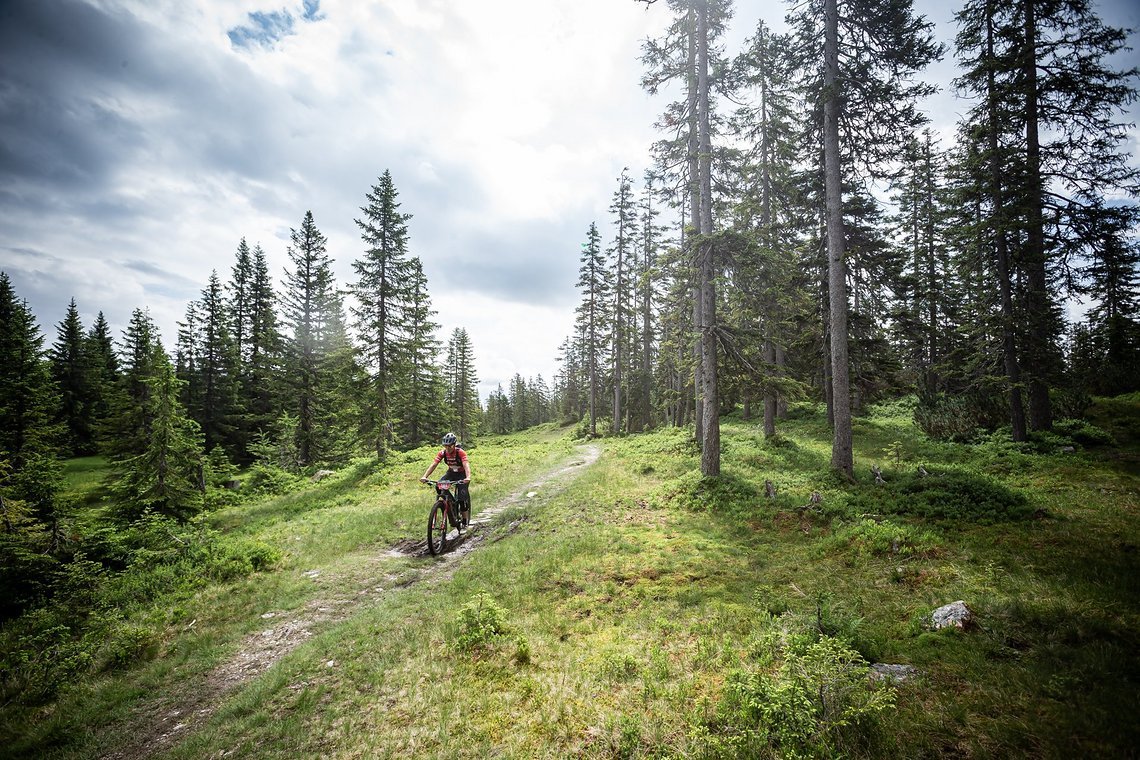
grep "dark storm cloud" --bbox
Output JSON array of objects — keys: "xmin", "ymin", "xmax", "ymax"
[
  {"xmin": 0, "ymin": 0, "xmax": 154, "ymax": 189},
  {"xmin": 0, "ymin": 0, "xmax": 323, "ymax": 212}
]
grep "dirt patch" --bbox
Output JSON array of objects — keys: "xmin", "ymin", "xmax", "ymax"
[{"xmin": 101, "ymin": 443, "xmax": 600, "ymax": 760}]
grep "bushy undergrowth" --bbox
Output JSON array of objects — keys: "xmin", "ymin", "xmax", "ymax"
[
  {"xmin": 844, "ymin": 469, "xmax": 1033, "ymax": 524},
  {"xmin": 914, "ymin": 390, "xmax": 1010, "ymax": 442},
  {"xmin": 695, "ymin": 614, "xmax": 896, "ymax": 759},
  {"xmin": 454, "ymin": 592, "xmax": 529, "ymax": 663},
  {"xmin": 0, "ymin": 513, "xmax": 281, "ymax": 705},
  {"xmin": 657, "ymin": 470, "xmax": 760, "ymax": 514},
  {"xmin": 818, "ymin": 518, "xmax": 942, "ymax": 559}
]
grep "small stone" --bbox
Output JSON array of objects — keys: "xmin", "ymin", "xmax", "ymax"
[
  {"xmin": 526, "ymin": 491, "xmax": 538, "ymax": 498},
  {"xmin": 931, "ymin": 600, "xmax": 973, "ymax": 630},
  {"xmin": 326, "ymin": 660, "xmax": 336, "ymax": 668},
  {"xmin": 261, "ymin": 612, "xmax": 276, "ymax": 619},
  {"xmin": 870, "ymin": 663, "xmax": 917, "ymax": 683}
]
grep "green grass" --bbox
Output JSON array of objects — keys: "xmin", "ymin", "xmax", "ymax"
[
  {"xmin": 59, "ymin": 455, "xmax": 110, "ymax": 508},
  {"xmin": 5, "ymin": 406, "xmax": 1139, "ymax": 758}
]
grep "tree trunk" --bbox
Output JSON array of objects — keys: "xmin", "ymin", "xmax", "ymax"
[
  {"xmin": 687, "ymin": 5, "xmax": 703, "ymax": 447},
  {"xmin": 697, "ymin": 0, "xmax": 719, "ymax": 476},
  {"xmin": 775, "ymin": 343, "xmax": 788, "ymax": 419},
  {"xmin": 1022, "ymin": 0, "xmax": 1053, "ymax": 431},
  {"xmin": 987, "ymin": 0, "xmax": 1027, "ymax": 442},
  {"xmin": 823, "ymin": 0, "xmax": 853, "ymax": 478},
  {"xmin": 763, "ymin": 338, "xmax": 777, "ymax": 437}
]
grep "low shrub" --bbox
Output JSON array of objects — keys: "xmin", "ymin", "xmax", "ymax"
[
  {"xmin": 245, "ymin": 464, "xmax": 302, "ymax": 495},
  {"xmin": 657, "ymin": 471, "xmax": 760, "ymax": 514},
  {"xmin": 819, "ymin": 518, "xmax": 941, "ymax": 559},
  {"xmin": 699, "ymin": 632, "xmax": 895, "ymax": 758},
  {"xmin": 1052, "ymin": 419, "xmax": 1115, "ymax": 447},
  {"xmin": 846, "ymin": 469, "xmax": 1033, "ymax": 524},
  {"xmin": 914, "ymin": 390, "xmax": 1008, "ymax": 442},
  {"xmin": 455, "ymin": 592, "xmax": 512, "ymax": 652}
]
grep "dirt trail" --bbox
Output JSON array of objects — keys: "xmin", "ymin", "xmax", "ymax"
[{"xmin": 102, "ymin": 444, "xmax": 600, "ymax": 760}]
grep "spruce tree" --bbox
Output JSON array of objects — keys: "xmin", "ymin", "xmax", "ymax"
[
  {"xmin": 195, "ymin": 270, "xmax": 241, "ymax": 455},
  {"xmin": 102, "ymin": 309, "xmax": 163, "ymax": 464},
  {"xmin": 790, "ymin": 0, "xmax": 941, "ymax": 477},
  {"xmin": 398, "ymin": 259, "xmax": 446, "ymax": 449},
  {"xmin": 280, "ymin": 210, "xmax": 338, "ymax": 467},
  {"xmin": 635, "ymin": 171, "xmax": 663, "ymax": 432},
  {"xmin": 445, "ymin": 328, "xmax": 481, "ymax": 443},
  {"xmin": 575, "ymin": 222, "xmax": 609, "ymax": 437},
  {"xmin": 608, "ymin": 168, "xmax": 639, "ymax": 435},
  {"xmin": 0, "ymin": 274, "xmax": 65, "ymax": 553},
  {"xmin": 247, "ymin": 243, "xmax": 283, "ymax": 442},
  {"xmin": 227, "ymin": 238, "xmax": 255, "ymax": 364},
  {"xmin": 50, "ymin": 298, "xmax": 96, "ymax": 455},
  {"xmin": 83, "ymin": 311, "xmax": 120, "ymax": 439},
  {"xmin": 352, "ymin": 170, "xmax": 416, "ymax": 459},
  {"xmin": 108, "ymin": 348, "xmax": 204, "ymax": 523},
  {"xmin": 0, "ymin": 273, "xmax": 61, "ymax": 466}
]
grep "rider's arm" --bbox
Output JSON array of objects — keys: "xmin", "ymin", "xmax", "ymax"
[
  {"xmin": 421, "ymin": 452, "xmax": 443, "ymax": 481},
  {"xmin": 462, "ymin": 451, "xmax": 472, "ymax": 482}
]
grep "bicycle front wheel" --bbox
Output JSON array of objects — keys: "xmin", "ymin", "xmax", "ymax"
[{"xmin": 427, "ymin": 500, "xmax": 449, "ymax": 555}]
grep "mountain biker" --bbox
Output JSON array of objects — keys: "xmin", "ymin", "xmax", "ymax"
[{"xmin": 420, "ymin": 432, "xmax": 472, "ymax": 527}]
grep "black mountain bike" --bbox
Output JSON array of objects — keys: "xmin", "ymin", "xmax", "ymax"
[{"xmin": 424, "ymin": 480, "xmax": 465, "ymax": 555}]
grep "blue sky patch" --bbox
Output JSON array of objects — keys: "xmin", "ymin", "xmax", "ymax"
[{"xmin": 228, "ymin": 2, "xmax": 322, "ymax": 49}]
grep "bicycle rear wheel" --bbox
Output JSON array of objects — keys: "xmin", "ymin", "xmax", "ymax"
[{"xmin": 427, "ymin": 500, "xmax": 449, "ymax": 555}]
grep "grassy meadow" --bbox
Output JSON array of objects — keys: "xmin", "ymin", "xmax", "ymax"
[{"xmin": 4, "ymin": 398, "xmax": 1139, "ymax": 758}]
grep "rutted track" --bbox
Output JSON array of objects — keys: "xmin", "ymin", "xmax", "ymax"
[{"xmin": 102, "ymin": 443, "xmax": 600, "ymax": 760}]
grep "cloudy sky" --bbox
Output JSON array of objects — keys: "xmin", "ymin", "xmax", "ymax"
[{"xmin": 1, "ymin": 0, "xmax": 1137, "ymax": 399}]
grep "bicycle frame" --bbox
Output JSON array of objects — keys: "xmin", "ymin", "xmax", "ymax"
[{"xmin": 425, "ymin": 480, "xmax": 462, "ymax": 555}]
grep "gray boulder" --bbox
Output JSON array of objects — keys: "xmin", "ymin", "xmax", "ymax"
[{"xmin": 931, "ymin": 600, "xmax": 974, "ymax": 630}]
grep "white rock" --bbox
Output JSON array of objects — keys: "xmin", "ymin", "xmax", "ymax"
[
  {"xmin": 870, "ymin": 663, "xmax": 917, "ymax": 683},
  {"xmin": 931, "ymin": 600, "xmax": 973, "ymax": 630}
]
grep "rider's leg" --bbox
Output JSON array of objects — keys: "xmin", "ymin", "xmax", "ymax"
[{"xmin": 458, "ymin": 482, "xmax": 470, "ymax": 526}]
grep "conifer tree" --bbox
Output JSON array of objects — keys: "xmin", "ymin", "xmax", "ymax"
[
  {"xmin": 575, "ymin": 222, "xmax": 609, "ymax": 437},
  {"xmin": 102, "ymin": 309, "xmax": 163, "ymax": 463},
  {"xmin": 608, "ymin": 168, "xmax": 639, "ymax": 434},
  {"xmin": 108, "ymin": 348, "xmax": 204, "ymax": 523},
  {"xmin": 83, "ymin": 310, "xmax": 120, "ymax": 436},
  {"xmin": 352, "ymin": 170, "xmax": 415, "ymax": 459},
  {"xmin": 280, "ymin": 210, "xmax": 339, "ymax": 467},
  {"xmin": 50, "ymin": 298, "xmax": 96, "ymax": 455},
  {"xmin": 1077, "ymin": 205, "xmax": 1140, "ymax": 394},
  {"xmin": 194, "ymin": 270, "xmax": 241, "ymax": 455},
  {"xmin": 0, "ymin": 273, "xmax": 61, "ymax": 467},
  {"xmin": 728, "ymin": 19, "xmax": 805, "ymax": 435},
  {"xmin": 955, "ymin": 0, "xmax": 1139, "ymax": 431},
  {"xmin": 485, "ymin": 384, "xmax": 512, "ymax": 434},
  {"xmin": 246, "ymin": 243, "xmax": 283, "ymax": 440},
  {"xmin": 0, "ymin": 274, "xmax": 65, "ymax": 549},
  {"xmin": 635, "ymin": 171, "xmax": 662, "ymax": 432},
  {"xmin": 397, "ymin": 258, "xmax": 446, "ymax": 449},
  {"xmin": 445, "ymin": 328, "xmax": 481, "ymax": 443},
  {"xmin": 790, "ymin": 0, "xmax": 940, "ymax": 477},
  {"xmin": 228, "ymin": 237, "xmax": 255, "ymax": 364}
]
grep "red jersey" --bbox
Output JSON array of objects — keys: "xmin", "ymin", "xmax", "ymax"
[{"xmin": 433, "ymin": 446, "xmax": 468, "ymax": 471}]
